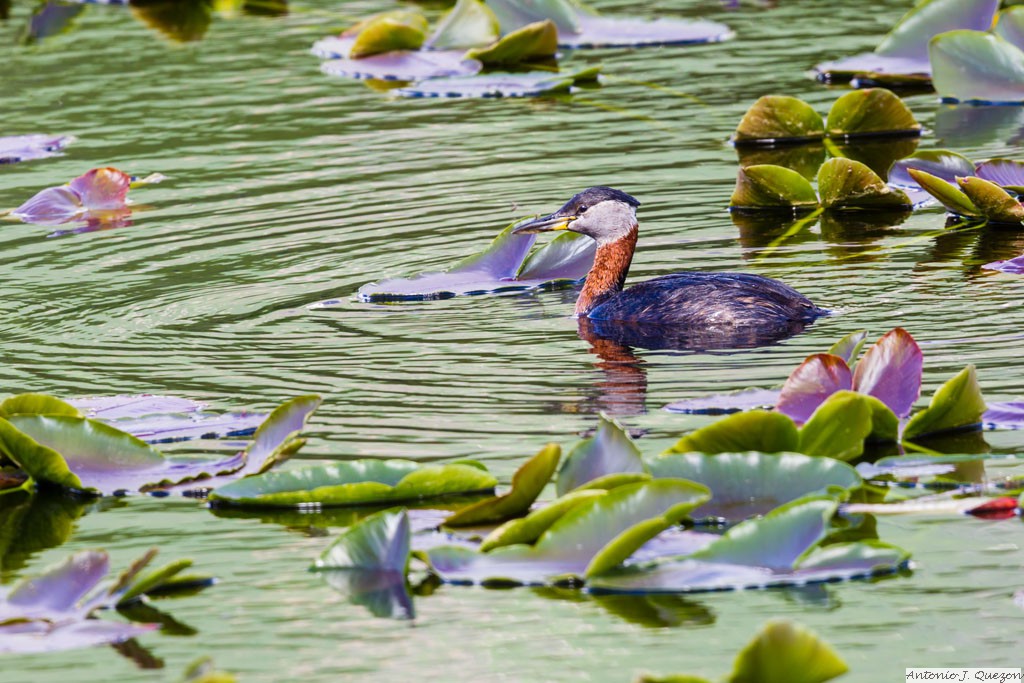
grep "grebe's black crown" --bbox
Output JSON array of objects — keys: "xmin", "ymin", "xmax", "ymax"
[{"xmin": 558, "ymin": 186, "xmax": 640, "ymax": 216}]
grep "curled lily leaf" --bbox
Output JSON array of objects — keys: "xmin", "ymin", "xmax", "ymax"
[
  {"xmin": 12, "ymin": 168, "xmax": 141, "ymax": 225},
  {"xmin": 732, "ymin": 95, "xmax": 824, "ymax": 146},
  {"xmin": 825, "ymin": 88, "xmax": 920, "ymax": 139},
  {"xmin": 729, "ymin": 165, "xmax": 819, "ymax": 211},
  {"xmin": 956, "ymin": 176, "xmax": 1024, "ymax": 224},
  {"xmin": 817, "ymin": 158, "xmax": 912, "ymax": 211},
  {"xmin": 930, "ymin": 30, "xmax": 1024, "ymax": 104},
  {"xmin": 445, "ymin": 443, "xmax": 560, "ymax": 527}
]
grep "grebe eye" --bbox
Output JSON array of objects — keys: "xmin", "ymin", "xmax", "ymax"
[{"xmin": 577, "ymin": 204, "xmax": 588, "ymax": 213}]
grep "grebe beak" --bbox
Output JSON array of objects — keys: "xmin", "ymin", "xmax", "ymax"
[{"xmin": 512, "ymin": 212, "xmax": 576, "ymax": 234}]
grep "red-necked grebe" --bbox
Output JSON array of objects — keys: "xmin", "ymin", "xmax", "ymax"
[{"xmin": 513, "ymin": 186, "xmax": 827, "ymax": 331}]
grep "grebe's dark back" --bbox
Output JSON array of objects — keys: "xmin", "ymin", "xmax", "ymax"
[{"xmin": 512, "ymin": 186, "xmax": 827, "ymax": 333}]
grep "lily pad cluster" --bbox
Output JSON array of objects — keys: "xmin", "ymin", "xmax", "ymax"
[
  {"xmin": 7, "ymin": 167, "xmax": 165, "ymax": 227},
  {"xmin": 311, "ymin": 0, "xmax": 731, "ymax": 97},
  {"xmin": 814, "ymin": 0, "xmax": 1024, "ymax": 104},
  {"xmin": 0, "ymin": 548, "xmax": 212, "ymax": 654},
  {"xmin": 730, "ymin": 89, "xmax": 922, "ymax": 213},
  {"xmin": 0, "ymin": 393, "xmax": 321, "ymax": 496}
]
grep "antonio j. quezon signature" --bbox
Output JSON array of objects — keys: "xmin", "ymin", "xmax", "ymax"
[{"xmin": 907, "ymin": 670, "xmax": 1023, "ymax": 682}]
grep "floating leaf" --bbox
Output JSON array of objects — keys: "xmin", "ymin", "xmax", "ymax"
[
  {"xmin": 906, "ymin": 168, "xmax": 981, "ymax": 217},
  {"xmin": 0, "ymin": 134, "xmax": 74, "ymax": 164},
  {"xmin": 427, "ymin": 0, "xmax": 500, "ymax": 50},
  {"xmin": 888, "ymin": 149, "xmax": 977, "ymax": 188},
  {"xmin": 817, "ymin": 158, "xmax": 911, "ymax": 211},
  {"xmin": 931, "ymin": 30, "xmax": 1024, "ymax": 104},
  {"xmin": 875, "ymin": 0, "xmax": 999, "ymax": 61},
  {"xmin": 663, "ymin": 388, "xmax": 782, "ymax": 415},
  {"xmin": 728, "ymin": 165, "xmax": 819, "ymax": 211},
  {"xmin": 228, "ymin": 394, "xmax": 322, "ymax": 479},
  {"xmin": 209, "ymin": 459, "xmax": 497, "ymax": 508},
  {"xmin": 776, "ymin": 354, "xmax": 853, "ymax": 425},
  {"xmin": 732, "ymin": 96, "xmax": 824, "ymax": 146},
  {"xmin": 0, "ymin": 394, "xmax": 82, "ymax": 419},
  {"xmin": 556, "ymin": 415, "xmax": 645, "ymax": 495},
  {"xmin": 995, "ymin": 7, "xmax": 1024, "ymax": 52},
  {"xmin": 983, "ymin": 254, "xmax": 1024, "ymax": 273},
  {"xmin": 515, "ymin": 231, "xmax": 595, "ymax": 281},
  {"xmin": 395, "ymin": 70, "xmax": 580, "ymax": 98},
  {"xmin": 903, "ymin": 366, "xmax": 986, "ymax": 440},
  {"xmin": 827, "ymin": 330, "xmax": 868, "ymax": 365},
  {"xmin": 814, "ymin": 53, "xmax": 930, "ymax": 83},
  {"xmin": 427, "ymin": 480, "xmax": 709, "ymax": 585},
  {"xmin": 559, "ymin": 15, "xmax": 732, "ymax": 49},
  {"xmin": 983, "ymin": 401, "xmax": 1024, "ymax": 428},
  {"xmin": 445, "ymin": 443, "xmax": 560, "ymax": 526},
  {"xmin": 665, "ymin": 411, "xmax": 800, "ymax": 456},
  {"xmin": 315, "ymin": 509, "xmax": 411, "ymax": 572},
  {"xmin": 480, "ymin": 489, "xmax": 606, "ymax": 551},
  {"xmin": 485, "ymin": 0, "xmax": 578, "ymax": 34},
  {"xmin": 347, "ymin": 12, "xmax": 427, "ymax": 59},
  {"xmin": 956, "ymin": 176, "xmax": 1024, "ymax": 224},
  {"xmin": 974, "ymin": 158, "xmax": 1024, "ymax": 193},
  {"xmin": 466, "ymin": 20, "xmax": 557, "ymax": 65},
  {"xmin": 12, "ymin": 167, "xmax": 134, "ymax": 225},
  {"xmin": 646, "ymin": 453, "xmax": 861, "ymax": 521},
  {"xmin": 727, "ymin": 620, "xmax": 848, "ymax": 683},
  {"xmin": 319, "ymin": 49, "xmax": 482, "ymax": 82},
  {"xmin": 797, "ymin": 391, "xmax": 873, "ymax": 460},
  {"xmin": 69, "ymin": 394, "xmax": 203, "ymax": 420},
  {"xmin": 851, "ymin": 328, "xmax": 923, "ymax": 418},
  {"xmin": 825, "ymin": 88, "xmax": 920, "ymax": 139}
]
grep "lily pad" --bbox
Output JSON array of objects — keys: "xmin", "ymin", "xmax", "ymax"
[
  {"xmin": 797, "ymin": 391, "xmax": 874, "ymax": 460},
  {"xmin": 315, "ymin": 509, "xmax": 411, "ymax": 572},
  {"xmin": 0, "ymin": 134, "xmax": 74, "ymax": 164},
  {"xmin": 559, "ymin": 15, "xmax": 733, "ymax": 49},
  {"xmin": 903, "ymin": 366, "xmax": 986, "ymax": 440},
  {"xmin": 556, "ymin": 415, "xmax": 644, "ymax": 495},
  {"xmin": 776, "ymin": 353, "xmax": 852, "ymax": 425},
  {"xmin": 817, "ymin": 158, "xmax": 912, "ymax": 211},
  {"xmin": 663, "ymin": 388, "xmax": 782, "ymax": 415},
  {"xmin": 728, "ymin": 165, "xmax": 819, "ymax": 211},
  {"xmin": 906, "ymin": 168, "xmax": 982, "ymax": 217},
  {"xmin": 983, "ymin": 254, "xmax": 1024, "ymax": 273},
  {"xmin": 348, "ymin": 13, "xmax": 427, "ymax": 59},
  {"xmin": 646, "ymin": 452, "xmax": 861, "ymax": 521},
  {"xmin": 996, "ymin": 7, "xmax": 1024, "ymax": 52},
  {"xmin": 445, "ymin": 443, "xmax": 561, "ymax": 526},
  {"xmin": 479, "ymin": 489, "xmax": 606, "ymax": 551},
  {"xmin": 727, "ymin": 620, "xmax": 848, "ymax": 683},
  {"xmin": 956, "ymin": 176, "xmax": 1024, "ymax": 223},
  {"xmin": 427, "ymin": 0, "xmax": 500, "ymax": 50},
  {"xmin": 395, "ymin": 69, "xmax": 584, "ymax": 98},
  {"xmin": 974, "ymin": 158, "xmax": 1024, "ymax": 193},
  {"xmin": 466, "ymin": 20, "xmax": 557, "ymax": 65},
  {"xmin": 888, "ymin": 150, "xmax": 977, "ymax": 188},
  {"xmin": 319, "ymin": 49, "xmax": 482, "ymax": 82},
  {"xmin": 485, "ymin": 0, "xmax": 578, "ymax": 34},
  {"xmin": 426, "ymin": 479, "xmax": 710, "ymax": 585},
  {"xmin": 850, "ymin": 327, "xmax": 923, "ymax": 419},
  {"xmin": 930, "ymin": 30, "xmax": 1024, "ymax": 104},
  {"xmin": 209, "ymin": 459, "xmax": 497, "ymax": 508},
  {"xmin": 1, "ymin": 394, "xmax": 82, "ymax": 419},
  {"xmin": 825, "ymin": 88, "xmax": 921, "ymax": 139},
  {"xmin": 12, "ymin": 167, "xmax": 135, "ymax": 225},
  {"xmin": 665, "ymin": 411, "xmax": 800, "ymax": 456},
  {"xmin": 732, "ymin": 96, "xmax": 824, "ymax": 146},
  {"xmin": 983, "ymin": 401, "xmax": 1024, "ymax": 428}
]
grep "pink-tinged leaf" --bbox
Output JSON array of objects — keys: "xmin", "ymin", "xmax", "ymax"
[
  {"xmin": 965, "ymin": 497, "xmax": 1018, "ymax": 519},
  {"xmin": 11, "ymin": 185, "xmax": 84, "ymax": 223},
  {"xmin": 664, "ymin": 388, "xmax": 782, "ymax": 415},
  {"xmin": 851, "ymin": 328, "xmax": 923, "ymax": 418},
  {"xmin": 983, "ymin": 401, "xmax": 1024, "ymax": 428},
  {"xmin": 983, "ymin": 255, "xmax": 1024, "ymax": 273},
  {"xmin": 67, "ymin": 167, "xmax": 131, "ymax": 210},
  {"xmin": 0, "ymin": 134, "xmax": 74, "ymax": 164},
  {"xmin": 776, "ymin": 354, "xmax": 853, "ymax": 424}
]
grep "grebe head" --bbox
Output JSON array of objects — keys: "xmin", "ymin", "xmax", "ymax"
[{"xmin": 513, "ymin": 186, "xmax": 641, "ymax": 245}]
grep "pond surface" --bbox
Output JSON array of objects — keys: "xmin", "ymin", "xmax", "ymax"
[{"xmin": 3, "ymin": 0, "xmax": 1024, "ymax": 680}]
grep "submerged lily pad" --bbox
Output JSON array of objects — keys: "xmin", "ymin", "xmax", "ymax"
[
  {"xmin": 427, "ymin": 0, "xmax": 500, "ymax": 50},
  {"xmin": 817, "ymin": 158, "xmax": 912, "ymax": 211},
  {"xmin": 0, "ymin": 134, "xmax": 74, "ymax": 164},
  {"xmin": 903, "ymin": 366, "xmax": 986, "ymax": 441},
  {"xmin": 956, "ymin": 176, "xmax": 1024, "ymax": 223},
  {"xmin": 729, "ymin": 165, "xmax": 819, "ymax": 211},
  {"xmin": 445, "ymin": 443, "xmax": 560, "ymax": 526},
  {"xmin": 825, "ymin": 88, "xmax": 920, "ymax": 139},
  {"xmin": 646, "ymin": 453, "xmax": 861, "ymax": 521},
  {"xmin": 930, "ymin": 30, "xmax": 1024, "ymax": 104},
  {"xmin": 733, "ymin": 96, "xmax": 824, "ymax": 146},
  {"xmin": 209, "ymin": 459, "xmax": 497, "ymax": 508},
  {"xmin": 466, "ymin": 20, "xmax": 557, "ymax": 65},
  {"xmin": 556, "ymin": 415, "xmax": 644, "ymax": 495}
]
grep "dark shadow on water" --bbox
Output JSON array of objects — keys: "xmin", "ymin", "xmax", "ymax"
[
  {"xmin": 831, "ymin": 137, "xmax": 919, "ymax": 180},
  {"xmin": 735, "ymin": 144, "xmax": 825, "ymax": 181}
]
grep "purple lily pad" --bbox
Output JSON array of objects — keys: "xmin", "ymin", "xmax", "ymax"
[
  {"xmin": 776, "ymin": 354, "xmax": 853, "ymax": 425},
  {"xmin": 851, "ymin": 328, "xmax": 923, "ymax": 418},
  {"xmin": 0, "ymin": 134, "xmax": 74, "ymax": 164},
  {"xmin": 558, "ymin": 15, "xmax": 733, "ymax": 49},
  {"xmin": 68, "ymin": 395, "xmax": 265, "ymax": 443},
  {"xmin": 69, "ymin": 395, "xmax": 205, "ymax": 420},
  {"xmin": 395, "ymin": 71, "xmax": 575, "ymax": 98},
  {"xmin": 814, "ymin": 54, "xmax": 931, "ymax": 80},
  {"xmin": 12, "ymin": 167, "xmax": 133, "ymax": 226},
  {"xmin": 626, "ymin": 527, "xmax": 718, "ymax": 565},
  {"xmin": 663, "ymin": 388, "xmax": 782, "ymax": 415},
  {"xmin": 888, "ymin": 150, "xmax": 977, "ymax": 188},
  {"xmin": 975, "ymin": 159, "xmax": 1024, "ymax": 191},
  {"xmin": 983, "ymin": 401, "xmax": 1024, "ymax": 428},
  {"xmin": 0, "ymin": 620, "xmax": 156, "ymax": 655},
  {"xmin": 983, "ymin": 255, "xmax": 1024, "ymax": 273},
  {"xmin": 320, "ymin": 50, "xmax": 481, "ymax": 82}
]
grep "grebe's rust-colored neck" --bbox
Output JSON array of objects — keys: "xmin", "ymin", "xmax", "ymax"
[{"xmin": 575, "ymin": 224, "xmax": 638, "ymax": 317}]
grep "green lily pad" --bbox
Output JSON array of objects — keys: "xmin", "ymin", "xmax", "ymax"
[
  {"xmin": 728, "ymin": 165, "xmax": 819, "ymax": 211},
  {"xmin": 906, "ymin": 168, "xmax": 981, "ymax": 217},
  {"xmin": 445, "ymin": 443, "xmax": 560, "ymax": 527},
  {"xmin": 903, "ymin": 366, "xmax": 986, "ymax": 441},
  {"xmin": 665, "ymin": 411, "xmax": 800, "ymax": 456},
  {"xmin": 572, "ymin": 472, "xmax": 651, "ymax": 491},
  {"xmin": 428, "ymin": 0, "xmax": 500, "ymax": 50},
  {"xmin": 466, "ymin": 20, "xmax": 557, "ymax": 65},
  {"xmin": 348, "ymin": 12, "xmax": 428, "ymax": 59},
  {"xmin": 0, "ymin": 394, "xmax": 81, "ymax": 418},
  {"xmin": 817, "ymin": 158, "xmax": 911, "ymax": 211},
  {"xmin": 732, "ymin": 96, "xmax": 824, "ymax": 146},
  {"xmin": 930, "ymin": 30, "xmax": 1024, "ymax": 104},
  {"xmin": 646, "ymin": 452, "xmax": 861, "ymax": 521},
  {"xmin": 827, "ymin": 330, "xmax": 867, "ymax": 365},
  {"xmin": 727, "ymin": 620, "xmax": 848, "ymax": 683},
  {"xmin": 956, "ymin": 176, "xmax": 1024, "ymax": 224},
  {"xmin": 484, "ymin": 0, "xmax": 579, "ymax": 34},
  {"xmin": 480, "ymin": 488, "xmax": 607, "ymax": 551},
  {"xmin": 797, "ymin": 391, "xmax": 874, "ymax": 460},
  {"xmin": 209, "ymin": 459, "xmax": 497, "ymax": 508},
  {"xmin": 735, "ymin": 144, "xmax": 827, "ymax": 182},
  {"xmin": 825, "ymin": 88, "xmax": 920, "ymax": 139},
  {"xmin": 556, "ymin": 414, "xmax": 645, "ymax": 496}
]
